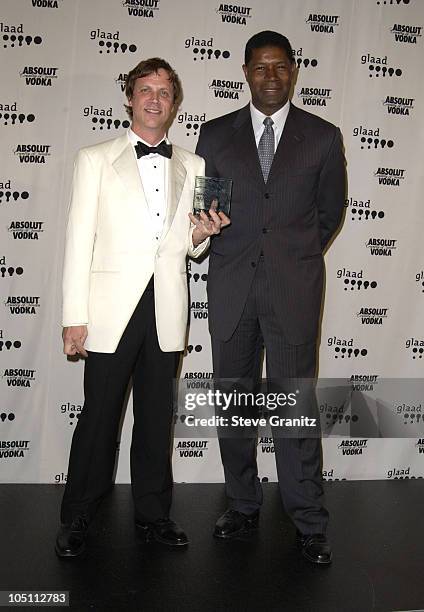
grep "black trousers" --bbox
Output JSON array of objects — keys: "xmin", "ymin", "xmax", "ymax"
[
  {"xmin": 61, "ymin": 279, "xmax": 180, "ymax": 524},
  {"xmin": 212, "ymin": 258, "xmax": 328, "ymax": 535}
]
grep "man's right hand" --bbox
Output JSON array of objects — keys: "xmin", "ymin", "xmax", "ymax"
[{"xmin": 62, "ymin": 326, "xmax": 88, "ymax": 357}]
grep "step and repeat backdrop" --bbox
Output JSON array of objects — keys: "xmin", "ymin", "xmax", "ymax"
[{"xmin": 1, "ymin": 0, "xmax": 423, "ymax": 485}]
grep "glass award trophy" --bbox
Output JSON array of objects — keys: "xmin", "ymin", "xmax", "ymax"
[{"xmin": 193, "ymin": 176, "xmax": 232, "ymax": 216}]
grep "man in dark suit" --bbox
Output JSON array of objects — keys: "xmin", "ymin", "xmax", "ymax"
[{"xmin": 196, "ymin": 31, "xmax": 346, "ymax": 564}]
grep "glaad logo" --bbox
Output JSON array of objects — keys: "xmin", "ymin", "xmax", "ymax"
[
  {"xmin": 387, "ymin": 467, "xmax": 416, "ymax": 480},
  {"xmin": 415, "ymin": 270, "xmax": 424, "ymax": 293},
  {"xmin": 305, "ymin": 13, "xmax": 340, "ymax": 34},
  {"xmin": 322, "ymin": 468, "xmax": 345, "ymax": 482},
  {"xmin": 14, "ymin": 145, "xmax": 50, "ymax": 164},
  {"xmin": 1, "ymin": 23, "xmax": 42, "ymax": 48},
  {"xmin": 361, "ymin": 53, "xmax": 402, "ymax": 77},
  {"xmin": 337, "ymin": 268, "xmax": 377, "ymax": 291},
  {"xmin": 216, "ymin": 4, "xmax": 252, "ymax": 25},
  {"xmin": 345, "ymin": 197, "xmax": 384, "ymax": 222},
  {"xmin": 396, "ymin": 402, "xmax": 422, "ymax": 424},
  {"xmin": 297, "ymin": 87, "xmax": 332, "ymax": 107},
  {"xmin": 8, "ymin": 221, "xmax": 44, "ymax": 240},
  {"xmin": 185, "ymin": 37, "xmax": 230, "ymax": 61},
  {"xmin": 405, "ymin": 337, "xmax": 424, "ymax": 359},
  {"xmin": 0, "ymin": 256, "xmax": 24, "ymax": 277},
  {"xmin": 293, "ymin": 48, "xmax": 318, "ymax": 68},
  {"xmin": 20, "ymin": 66, "xmax": 58, "ymax": 87},
  {"xmin": 0, "ymin": 181, "xmax": 29, "ymax": 205},
  {"xmin": 83, "ymin": 107, "xmax": 130, "ymax": 131},
  {"xmin": 115, "ymin": 73, "xmax": 127, "ymax": 92},
  {"xmin": 350, "ymin": 374, "xmax": 379, "ymax": 391},
  {"xmin": 177, "ymin": 112, "xmax": 206, "ymax": 137},
  {"xmin": 90, "ymin": 29, "xmax": 137, "ymax": 54},
  {"xmin": 374, "ymin": 167, "xmax": 405, "ymax": 187},
  {"xmin": 122, "ymin": 0, "xmax": 160, "ymax": 18},
  {"xmin": 186, "ymin": 344, "xmax": 203, "ymax": 354},
  {"xmin": 0, "ymin": 440, "xmax": 30, "ymax": 459},
  {"xmin": 353, "ymin": 126, "xmax": 394, "ymax": 150},
  {"xmin": 209, "ymin": 79, "xmax": 245, "ymax": 100},
  {"xmin": 31, "ymin": 0, "xmax": 62, "ymax": 7},
  {"xmin": 5, "ymin": 296, "xmax": 40, "ymax": 315},
  {"xmin": 189, "ymin": 271, "xmax": 208, "ymax": 282},
  {"xmin": 3, "ymin": 368, "xmax": 35, "ymax": 388},
  {"xmin": 191, "ymin": 301, "xmax": 208, "ymax": 321},
  {"xmin": 356, "ymin": 307, "xmax": 388, "ymax": 325},
  {"xmin": 0, "ymin": 103, "xmax": 35, "ymax": 126},
  {"xmin": 377, "ymin": 0, "xmax": 413, "ymax": 5},
  {"xmin": 175, "ymin": 440, "xmax": 209, "ymax": 458},
  {"xmin": 0, "ymin": 412, "xmax": 15, "ymax": 423},
  {"xmin": 383, "ymin": 95, "xmax": 414, "ymax": 116},
  {"xmin": 320, "ymin": 401, "xmax": 359, "ymax": 426},
  {"xmin": 390, "ymin": 23, "xmax": 422, "ymax": 43},
  {"xmin": 338, "ymin": 439, "xmax": 368, "ymax": 456},
  {"xmin": 258, "ymin": 437, "xmax": 274, "ymax": 453},
  {"xmin": 61, "ymin": 401, "xmax": 82, "ymax": 426},
  {"xmin": 415, "ymin": 439, "xmax": 424, "ymax": 454},
  {"xmin": 327, "ymin": 336, "xmax": 368, "ymax": 359},
  {"xmin": 0, "ymin": 330, "xmax": 22, "ymax": 351},
  {"xmin": 366, "ymin": 237, "xmax": 397, "ymax": 256}
]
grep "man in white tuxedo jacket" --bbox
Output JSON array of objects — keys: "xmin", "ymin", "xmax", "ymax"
[{"xmin": 55, "ymin": 58, "xmax": 229, "ymax": 557}]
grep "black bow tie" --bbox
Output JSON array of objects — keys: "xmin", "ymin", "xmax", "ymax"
[{"xmin": 135, "ymin": 140, "xmax": 172, "ymax": 159}]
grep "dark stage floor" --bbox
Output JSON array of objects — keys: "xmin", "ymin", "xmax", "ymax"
[{"xmin": 1, "ymin": 482, "xmax": 424, "ymax": 612}]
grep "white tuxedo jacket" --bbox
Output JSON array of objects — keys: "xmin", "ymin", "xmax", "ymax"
[{"xmin": 62, "ymin": 133, "xmax": 208, "ymax": 353}]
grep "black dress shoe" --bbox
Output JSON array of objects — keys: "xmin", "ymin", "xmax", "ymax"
[
  {"xmin": 55, "ymin": 516, "xmax": 89, "ymax": 558},
  {"xmin": 298, "ymin": 533, "xmax": 332, "ymax": 565},
  {"xmin": 135, "ymin": 518, "xmax": 188, "ymax": 547},
  {"xmin": 213, "ymin": 509, "xmax": 259, "ymax": 539}
]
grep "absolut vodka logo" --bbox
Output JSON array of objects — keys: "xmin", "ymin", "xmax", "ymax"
[
  {"xmin": 122, "ymin": 0, "xmax": 160, "ymax": 18},
  {"xmin": 366, "ymin": 237, "xmax": 397, "ymax": 256},
  {"xmin": 297, "ymin": 87, "xmax": 332, "ymax": 107},
  {"xmin": 20, "ymin": 66, "xmax": 58, "ymax": 86},
  {"xmin": 356, "ymin": 307, "xmax": 388, "ymax": 325},
  {"xmin": 216, "ymin": 4, "xmax": 252, "ymax": 25},
  {"xmin": 209, "ymin": 79, "xmax": 244, "ymax": 100},
  {"xmin": 390, "ymin": 23, "xmax": 422, "ymax": 43},
  {"xmin": 374, "ymin": 167, "xmax": 405, "ymax": 186},
  {"xmin": 305, "ymin": 13, "xmax": 340, "ymax": 33},
  {"xmin": 383, "ymin": 96, "xmax": 414, "ymax": 116}
]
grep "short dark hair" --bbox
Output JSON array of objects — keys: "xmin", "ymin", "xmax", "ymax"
[
  {"xmin": 244, "ymin": 31, "xmax": 295, "ymax": 65},
  {"xmin": 125, "ymin": 57, "xmax": 182, "ymax": 118}
]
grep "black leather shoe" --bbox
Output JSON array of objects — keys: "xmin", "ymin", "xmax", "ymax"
[
  {"xmin": 135, "ymin": 518, "xmax": 188, "ymax": 547},
  {"xmin": 55, "ymin": 516, "xmax": 89, "ymax": 558},
  {"xmin": 213, "ymin": 509, "xmax": 259, "ymax": 539},
  {"xmin": 298, "ymin": 533, "xmax": 332, "ymax": 565}
]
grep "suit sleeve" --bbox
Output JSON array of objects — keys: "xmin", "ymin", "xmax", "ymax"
[
  {"xmin": 317, "ymin": 127, "xmax": 346, "ymax": 251},
  {"xmin": 188, "ymin": 155, "xmax": 210, "ymax": 258},
  {"xmin": 62, "ymin": 149, "xmax": 100, "ymax": 326}
]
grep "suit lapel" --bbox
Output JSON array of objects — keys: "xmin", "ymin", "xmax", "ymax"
[
  {"xmin": 266, "ymin": 104, "xmax": 305, "ymax": 186},
  {"xmin": 112, "ymin": 138, "xmax": 149, "ymax": 215},
  {"xmin": 161, "ymin": 147, "xmax": 187, "ymax": 241},
  {"xmin": 231, "ymin": 105, "xmax": 265, "ymax": 187}
]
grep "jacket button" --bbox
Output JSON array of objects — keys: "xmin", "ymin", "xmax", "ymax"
[
  {"xmin": 264, "ymin": 193, "xmax": 270, "ymax": 199},
  {"xmin": 262, "ymin": 228, "xmax": 270, "ymax": 234},
  {"xmin": 251, "ymin": 262, "xmax": 256, "ymax": 268}
]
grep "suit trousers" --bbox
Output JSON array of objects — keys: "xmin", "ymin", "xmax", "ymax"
[
  {"xmin": 212, "ymin": 258, "xmax": 329, "ymax": 535},
  {"xmin": 60, "ymin": 278, "xmax": 180, "ymax": 524}
]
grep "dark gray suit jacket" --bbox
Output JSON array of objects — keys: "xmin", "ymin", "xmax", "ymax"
[{"xmin": 196, "ymin": 103, "xmax": 346, "ymax": 346}]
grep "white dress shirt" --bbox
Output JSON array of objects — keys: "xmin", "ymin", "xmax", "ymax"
[
  {"xmin": 128, "ymin": 128, "xmax": 169, "ymax": 244},
  {"xmin": 250, "ymin": 100, "xmax": 290, "ymax": 151}
]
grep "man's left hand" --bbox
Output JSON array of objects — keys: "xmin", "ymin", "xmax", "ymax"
[{"xmin": 189, "ymin": 210, "xmax": 231, "ymax": 246}]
